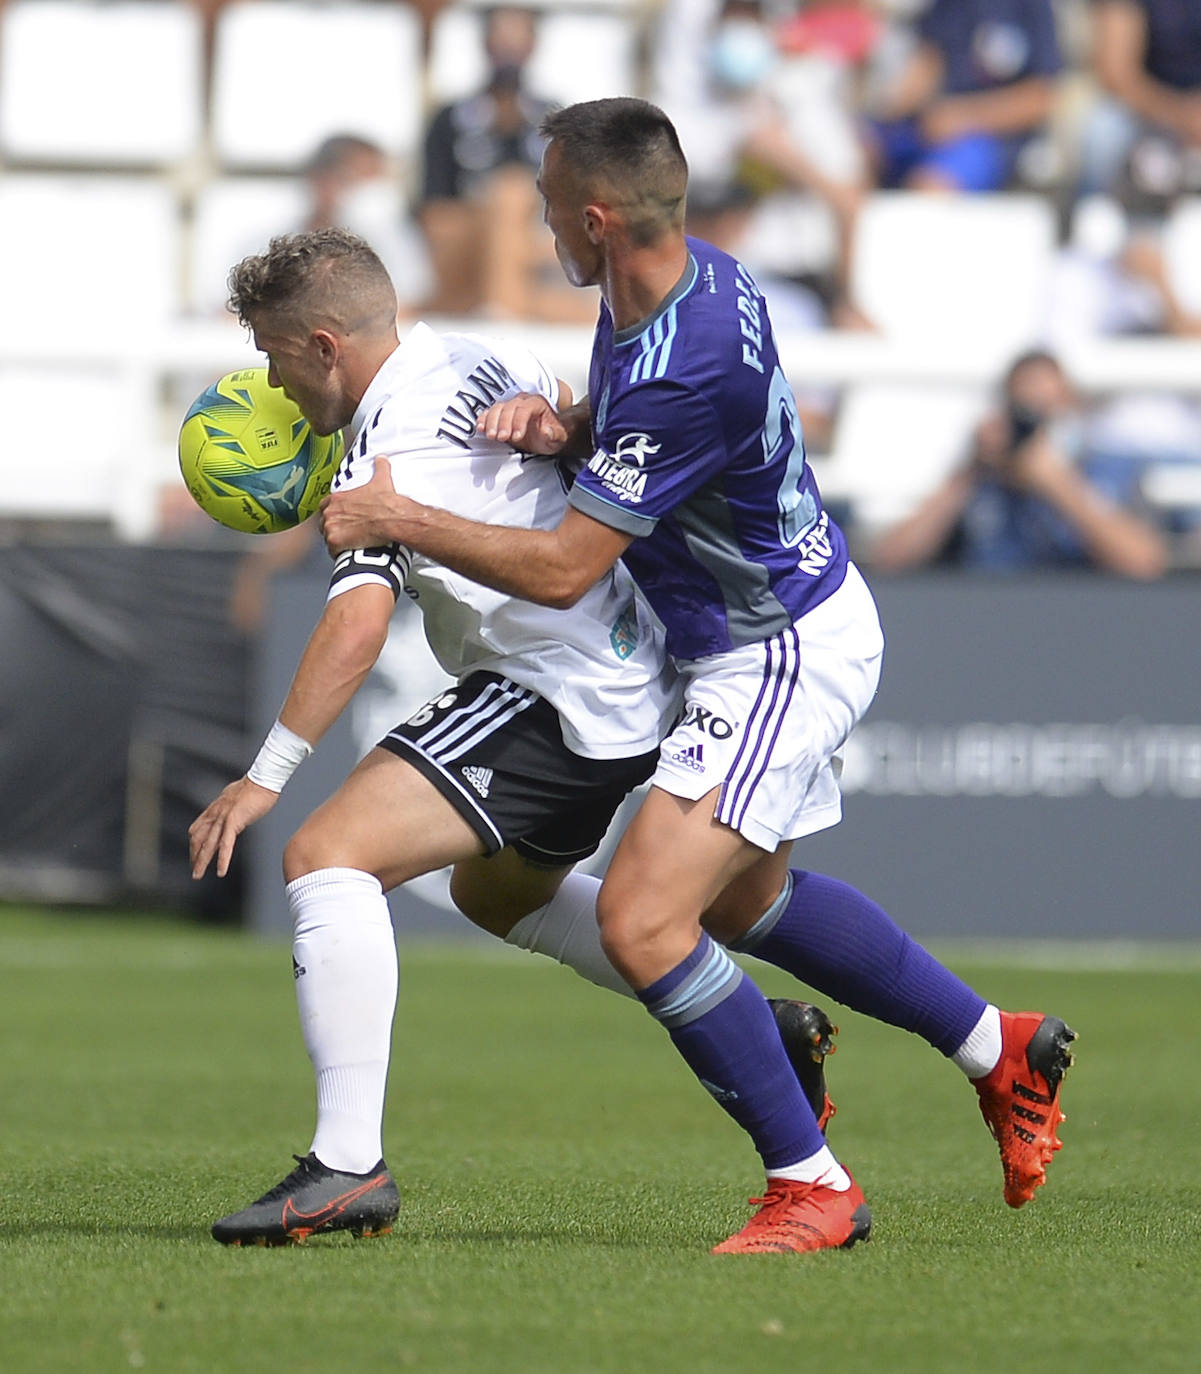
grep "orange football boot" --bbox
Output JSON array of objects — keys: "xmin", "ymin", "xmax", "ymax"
[
  {"xmin": 712, "ymin": 1175, "xmax": 872, "ymax": 1254},
  {"xmin": 972, "ymin": 1011, "xmax": 1076, "ymax": 1207}
]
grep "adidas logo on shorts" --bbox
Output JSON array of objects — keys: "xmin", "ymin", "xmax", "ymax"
[
  {"xmin": 461, "ymin": 765, "xmax": 494, "ymax": 798},
  {"xmin": 669, "ymin": 743, "xmax": 706, "ymax": 774}
]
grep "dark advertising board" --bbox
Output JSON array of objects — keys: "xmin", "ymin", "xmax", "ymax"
[{"xmin": 802, "ymin": 575, "xmax": 1199, "ymax": 939}]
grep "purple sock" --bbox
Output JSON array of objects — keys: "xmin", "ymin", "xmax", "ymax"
[
  {"xmin": 733, "ymin": 870, "xmax": 986, "ymax": 1056},
  {"xmin": 637, "ymin": 933, "xmax": 826, "ymax": 1172}
]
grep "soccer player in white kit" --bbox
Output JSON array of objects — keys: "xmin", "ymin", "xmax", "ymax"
[
  {"xmin": 321, "ymin": 99, "xmax": 1076, "ymax": 1254},
  {"xmin": 189, "ymin": 228, "xmax": 836, "ymax": 1246}
]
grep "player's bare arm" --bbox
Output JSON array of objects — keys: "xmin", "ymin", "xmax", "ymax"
[
  {"xmin": 321, "ymin": 457, "xmax": 632, "ymax": 608},
  {"xmin": 189, "ymin": 581, "xmax": 395, "ymax": 879}
]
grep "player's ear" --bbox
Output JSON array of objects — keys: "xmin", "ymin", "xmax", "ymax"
[
  {"xmin": 583, "ymin": 203, "xmax": 606, "ymax": 244},
  {"xmin": 311, "ymin": 328, "xmax": 340, "ymax": 368}
]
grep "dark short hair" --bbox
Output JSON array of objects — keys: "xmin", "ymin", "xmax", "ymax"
[
  {"xmin": 304, "ymin": 133, "xmax": 384, "ymax": 177},
  {"xmin": 1004, "ymin": 348, "xmax": 1062, "ymax": 387},
  {"xmin": 541, "ymin": 97, "xmax": 685, "ymax": 180},
  {"xmin": 540, "ymin": 98, "xmax": 687, "ymax": 244},
  {"xmin": 226, "ymin": 228, "xmax": 396, "ymax": 332}
]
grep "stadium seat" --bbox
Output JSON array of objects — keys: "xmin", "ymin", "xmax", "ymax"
[
  {"xmin": 187, "ymin": 174, "xmax": 431, "ymax": 316},
  {"xmin": 0, "ymin": 364, "xmax": 162, "ymax": 536},
  {"xmin": 187, "ymin": 177, "xmax": 310, "ymax": 316},
  {"xmin": 0, "ymin": 173, "xmax": 181, "ymax": 535},
  {"xmin": 737, "ymin": 193, "xmax": 840, "ymax": 280},
  {"xmin": 427, "ymin": 5, "xmax": 638, "ymax": 107},
  {"xmin": 0, "ymin": 0, "xmax": 203, "ymax": 166},
  {"xmin": 210, "ymin": 1, "xmax": 424, "ymax": 171},
  {"xmin": 816, "ymin": 380, "xmax": 991, "ymax": 533},
  {"xmin": 0, "ymin": 174, "xmax": 181, "ymax": 336},
  {"xmin": 849, "ymin": 192, "xmax": 1057, "ymax": 362}
]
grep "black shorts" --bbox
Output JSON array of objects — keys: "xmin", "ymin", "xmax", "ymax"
[{"xmin": 378, "ymin": 671, "xmax": 658, "ymax": 866}]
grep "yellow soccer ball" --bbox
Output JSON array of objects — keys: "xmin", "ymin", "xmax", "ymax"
[{"xmin": 178, "ymin": 368, "xmax": 343, "ymax": 534}]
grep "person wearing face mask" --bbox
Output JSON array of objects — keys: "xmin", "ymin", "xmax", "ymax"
[
  {"xmin": 418, "ymin": 5, "xmax": 595, "ymax": 322},
  {"xmin": 653, "ymin": 0, "xmax": 873, "ymax": 325},
  {"xmin": 302, "ymin": 134, "xmax": 433, "ymax": 319}
]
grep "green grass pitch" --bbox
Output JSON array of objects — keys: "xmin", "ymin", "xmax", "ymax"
[{"xmin": 2, "ymin": 906, "xmax": 1199, "ymax": 1373}]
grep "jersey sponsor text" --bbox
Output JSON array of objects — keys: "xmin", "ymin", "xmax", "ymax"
[
  {"xmin": 436, "ymin": 356, "xmax": 518, "ymax": 449},
  {"xmin": 586, "ymin": 434, "xmax": 656, "ymax": 504},
  {"xmin": 795, "ymin": 511, "xmax": 835, "ymax": 576}
]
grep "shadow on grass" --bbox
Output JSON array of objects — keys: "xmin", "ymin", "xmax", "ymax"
[
  {"xmin": 0, "ymin": 1221, "xmax": 676, "ymax": 1251},
  {"xmin": 399, "ymin": 1226, "xmax": 657, "ymax": 1249},
  {"xmin": 0, "ymin": 1221, "xmax": 205, "ymax": 1242}
]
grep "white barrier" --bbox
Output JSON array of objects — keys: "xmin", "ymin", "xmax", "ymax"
[{"xmin": 4, "ymin": 319, "xmax": 1201, "ymax": 540}]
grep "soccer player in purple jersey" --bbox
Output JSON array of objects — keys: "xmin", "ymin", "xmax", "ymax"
[{"xmin": 322, "ymin": 98, "xmax": 1076, "ymax": 1253}]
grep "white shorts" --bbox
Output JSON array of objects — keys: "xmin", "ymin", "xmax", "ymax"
[{"xmin": 653, "ymin": 562, "xmax": 884, "ymax": 851}]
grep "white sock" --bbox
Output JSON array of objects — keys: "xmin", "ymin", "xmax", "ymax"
[
  {"xmin": 504, "ymin": 872, "xmax": 632, "ymax": 997},
  {"xmin": 952, "ymin": 1004, "xmax": 1003, "ymax": 1080},
  {"xmin": 288, "ymin": 866, "xmax": 398, "ymax": 1174},
  {"xmin": 769, "ymin": 1145, "xmax": 852, "ymax": 1192}
]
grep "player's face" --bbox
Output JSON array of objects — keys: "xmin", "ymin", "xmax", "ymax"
[
  {"xmin": 250, "ymin": 314, "xmax": 349, "ymax": 437},
  {"xmin": 537, "ymin": 142, "xmax": 600, "ymax": 289}
]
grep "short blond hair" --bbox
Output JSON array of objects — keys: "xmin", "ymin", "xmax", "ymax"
[{"xmin": 227, "ymin": 228, "xmax": 397, "ymax": 334}]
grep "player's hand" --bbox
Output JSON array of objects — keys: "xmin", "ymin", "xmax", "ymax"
[
  {"xmin": 320, "ymin": 458, "xmax": 408, "ymax": 554},
  {"xmin": 477, "ymin": 392, "xmax": 569, "ymax": 454},
  {"xmin": 189, "ymin": 777, "xmax": 279, "ymax": 880}
]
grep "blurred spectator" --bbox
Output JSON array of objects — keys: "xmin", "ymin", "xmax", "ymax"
[
  {"xmin": 418, "ymin": 5, "xmax": 593, "ymax": 321},
  {"xmin": 1045, "ymin": 150, "xmax": 1201, "ymax": 342},
  {"xmin": 159, "ymin": 133, "xmax": 430, "ymax": 540},
  {"xmin": 686, "ymin": 182, "xmax": 842, "ymax": 451},
  {"xmin": 1081, "ymin": 0, "xmax": 1201, "ymax": 196},
  {"xmin": 1081, "ymin": 392, "xmax": 1201, "ymax": 564},
  {"xmin": 303, "ymin": 133, "xmax": 432, "ymax": 316},
  {"xmin": 864, "ymin": 0, "xmax": 1064, "ymax": 191},
  {"xmin": 653, "ymin": 0, "xmax": 874, "ymax": 315},
  {"xmin": 186, "ymin": 132, "xmax": 431, "ymax": 321},
  {"xmin": 1041, "ymin": 159, "xmax": 1201, "ymax": 561},
  {"xmin": 869, "ymin": 349, "xmax": 1169, "ymax": 578}
]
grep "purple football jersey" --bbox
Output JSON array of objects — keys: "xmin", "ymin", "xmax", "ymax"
[{"xmin": 568, "ymin": 237, "xmax": 848, "ymax": 660}]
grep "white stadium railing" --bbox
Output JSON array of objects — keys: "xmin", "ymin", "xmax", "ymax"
[{"xmin": 4, "ymin": 318, "xmax": 1201, "ymax": 542}]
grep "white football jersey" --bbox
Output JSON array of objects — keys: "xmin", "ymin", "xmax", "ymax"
[{"xmin": 326, "ymin": 323, "xmax": 679, "ymax": 759}]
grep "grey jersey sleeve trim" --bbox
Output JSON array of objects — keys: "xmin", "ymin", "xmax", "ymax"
[{"xmin": 567, "ymin": 482, "xmax": 658, "ymax": 537}]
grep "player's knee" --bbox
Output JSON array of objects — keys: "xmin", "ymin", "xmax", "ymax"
[
  {"xmin": 596, "ymin": 896, "xmax": 655, "ymax": 962},
  {"xmin": 704, "ymin": 881, "xmax": 784, "ymax": 944},
  {"xmin": 282, "ymin": 819, "xmax": 340, "ymax": 885}
]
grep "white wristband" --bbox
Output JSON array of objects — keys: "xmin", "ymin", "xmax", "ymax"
[{"xmin": 247, "ymin": 719, "xmax": 313, "ymax": 793}]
